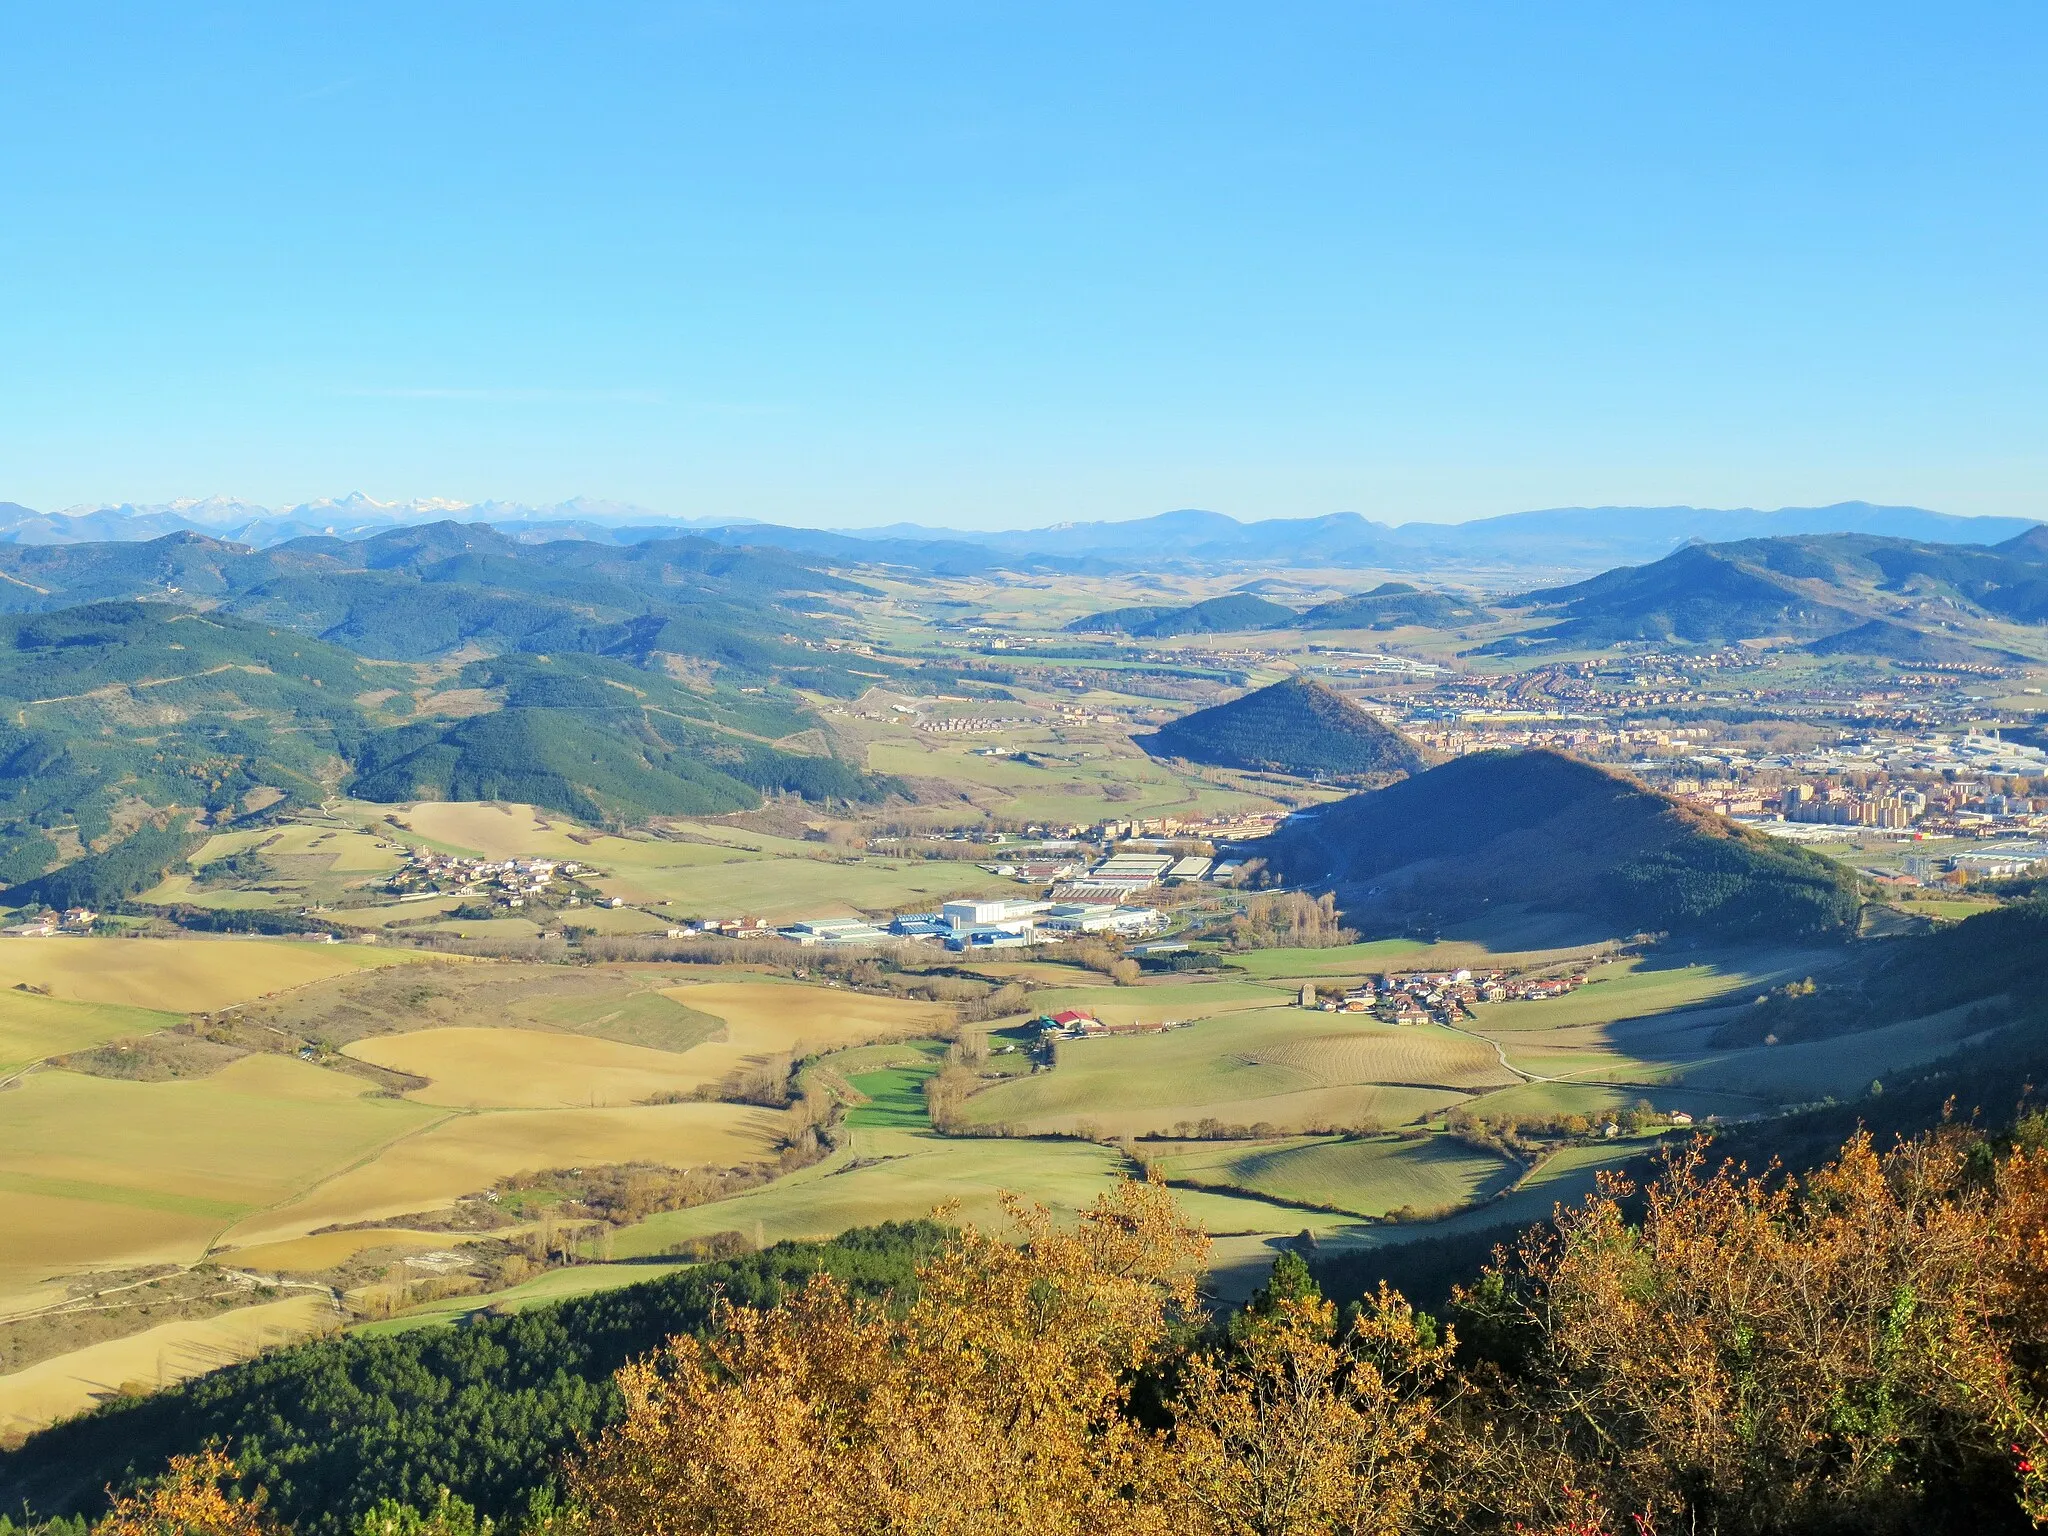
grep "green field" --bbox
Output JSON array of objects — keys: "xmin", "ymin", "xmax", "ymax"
[
  {"xmin": 363, "ymin": 1260, "xmax": 694, "ymax": 1334},
  {"xmin": 1675, "ymin": 1004, "xmax": 2001, "ymax": 1105},
  {"xmin": 1157, "ymin": 1133, "xmax": 1520, "ymax": 1217},
  {"xmin": 1470, "ymin": 950, "xmax": 1829, "ymax": 1033},
  {"xmin": 414, "ymin": 917, "xmax": 551, "ymax": 940},
  {"xmin": 863, "ymin": 731, "xmax": 1266, "ymax": 825},
  {"xmin": 607, "ymin": 1122, "xmax": 1383, "ymax": 1281},
  {"xmin": 844, "ymin": 1065, "xmax": 938, "ymax": 1128},
  {"xmin": 610, "ymin": 1126, "xmax": 1133, "ymax": 1254},
  {"xmin": 590, "ymin": 854, "xmax": 1014, "ymax": 922},
  {"xmin": 0, "ymin": 992, "xmax": 184, "ymax": 1076},
  {"xmin": 961, "ymin": 1008, "xmax": 1512, "ymax": 1136}
]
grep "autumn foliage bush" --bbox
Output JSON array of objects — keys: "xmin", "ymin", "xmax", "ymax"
[{"xmin": 56, "ymin": 1120, "xmax": 2048, "ymax": 1536}]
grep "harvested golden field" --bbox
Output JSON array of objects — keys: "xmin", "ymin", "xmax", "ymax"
[
  {"xmin": 0, "ymin": 1057, "xmax": 442, "ymax": 1301},
  {"xmin": 218, "ymin": 958, "xmax": 717, "ymax": 1056},
  {"xmin": 218, "ymin": 1228, "xmax": 471, "ymax": 1275},
  {"xmin": 383, "ymin": 800, "xmax": 561, "ymax": 857},
  {"xmin": 0, "ymin": 1293, "xmax": 337, "ymax": 1438},
  {"xmin": 383, "ymin": 802, "xmax": 758, "ymax": 870},
  {"xmin": 345, "ymin": 1026, "xmax": 723, "ymax": 1109},
  {"xmin": 0, "ymin": 1188, "xmax": 224, "ymax": 1320},
  {"xmin": 225, "ymin": 1100, "xmax": 781, "ymax": 1247},
  {"xmin": 0, "ymin": 1055, "xmax": 439, "ymax": 1209},
  {"xmin": 0, "ymin": 991, "xmax": 183, "ymax": 1076},
  {"xmin": 0, "ymin": 937, "xmax": 418, "ymax": 1012},
  {"xmin": 658, "ymin": 980, "xmax": 949, "ymax": 1087}
]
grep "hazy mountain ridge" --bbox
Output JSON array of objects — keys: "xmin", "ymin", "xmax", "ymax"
[
  {"xmin": 0, "ymin": 494, "xmax": 749, "ymax": 549},
  {"xmin": 1065, "ymin": 593, "xmax": 1298, "ymax": 637},
  {"xmin": 0, "ymin": 524, "xmax": 863, "ymax": 666},
  {"xmin": 1067, "ymin": 581, "xmax": 1488, "ymax": 636},
  {"xmin": 795, "ymin": 501, "xmax": 2038, "ymax": 571},
  {"xmin": 1498, "ymin": 528, "xmax": 2048, "ymax": 651},
  {"xmin": 6, "ymin": 498, "xmax": 2036, "ymax": 577}
]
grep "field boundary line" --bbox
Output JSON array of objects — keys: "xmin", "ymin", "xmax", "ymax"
[
  {"xmin": 207, "ymin": 1107, "xmax": 464, "ymax": 1252},
  {"xmin": 1433, "ymin": 1019, "xmax": 1560, "ymax": 1083}
]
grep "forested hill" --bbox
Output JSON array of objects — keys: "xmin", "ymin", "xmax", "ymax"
[
  {"xmin": 1498, "ymin": 527, "xmax": 2048, "ymax": 651},
  {"xmin": 0, "ymin": 602, "xmax": 902, "ymax": 899},
  {"xmin": 0, "ymin": 603, "xmax": 403, "ymax": 889},
  {"xmin": 1293, "ymin": 582, "xmax": 1487, "ymax": 630},
  {"xmin": 1068, "ymin": 583, "xmax": 1489, "ymax": 637},
  {"xmin": 1138, "ymin": 676, "xmax": 1430, "ymax": 780},
  {"xmin": 0, "ymin": 1224, "xmax": 949, "ymax": 1534},
  {"xmin": 1065, "ymin": 592, "xmax": 1297, "ymax": 637},
  {"xmin": 345, "ymin": 651, "xmax": 899, "ymax": 823},
  {"xmin": 1264, "ymin": 747, "xmax": 1863, "ymax": 941},
  {"xmin": 0, "ymin": 525, "xmax": 859, "ymax": 674}
]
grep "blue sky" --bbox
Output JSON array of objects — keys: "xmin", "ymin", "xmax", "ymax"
[{"xmin": 1, "ymin": 3, "xmax": 2043, "ymax": 527}]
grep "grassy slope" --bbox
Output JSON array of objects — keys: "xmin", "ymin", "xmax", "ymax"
[
  {"xmin": 1158, "ymin": 1133, "xmax": 1520, "ymax": 1217},
  {"xmin": 960, "ymin": 1007, "xmax": 1512, "ymax": 1135}
]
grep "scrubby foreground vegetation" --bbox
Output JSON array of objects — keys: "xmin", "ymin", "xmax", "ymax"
[{"xmin": 19, "ymin": 1117, "xmax": 2048, "ymax": 1536}]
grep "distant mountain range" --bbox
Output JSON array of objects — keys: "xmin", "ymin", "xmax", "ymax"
[
  {"xmin": 0, "ymin": 494, "xmax": 748, "ymax": 550},
  {"xmin": 714, "ymin": 502, "xmax": 2039, "ymax": 576},
  {"xmin": 4, "ymin": 497, "xmax": 2037, "ymax": 577},
  {"xmin": 1496, "ymin": 526, "xmax": 2048, "ymax": 655}
]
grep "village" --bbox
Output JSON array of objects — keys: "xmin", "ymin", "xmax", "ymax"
[
  {"xmin": 1024, "ymin": 965, "xmax": 1598, "ymax": 1051},
  {"xmin": 1307, "ymin": 966, "xmax": 1593, "ymax": 1026},
  {"xmin": 386, "ymin": 850, "xmax": 590, "ymax": 901}
]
